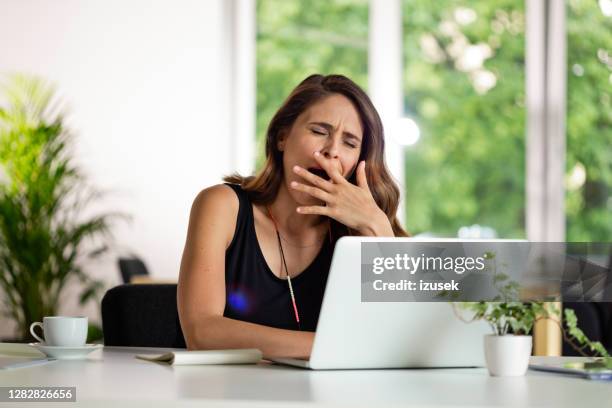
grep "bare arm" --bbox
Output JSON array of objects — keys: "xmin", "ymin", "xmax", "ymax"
[{"xmin": 177, "ymin": 185, "xmax": 314, "ymax": 359}]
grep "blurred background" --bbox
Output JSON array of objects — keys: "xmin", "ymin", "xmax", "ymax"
[{"xmin": 0, "ymin": 0, "xmax": 610, "ymax": 340}]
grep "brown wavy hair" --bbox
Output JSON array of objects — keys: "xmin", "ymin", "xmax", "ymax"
[{"xmin": 224, "ymin": 74, "xmax": 408, "ymax": 238}]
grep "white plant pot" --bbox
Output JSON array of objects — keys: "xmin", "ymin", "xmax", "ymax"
[{"xmin": 484, "ymin": 334, "xmax": 532, "ymax": 377}]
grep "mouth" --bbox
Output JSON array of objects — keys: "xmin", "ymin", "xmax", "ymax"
[{"xmin": 307, "ymin": 167, "xmax": 331, "ymax": 181}]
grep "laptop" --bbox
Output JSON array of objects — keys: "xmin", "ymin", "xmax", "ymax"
[{"xmin": 269, "ymin": 237, "xmax": 513, "ymax": 370}]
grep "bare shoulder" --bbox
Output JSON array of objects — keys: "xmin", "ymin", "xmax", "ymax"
[
  {"xmin": 189, "ymin": 184, "xmax": 239, "ymax": 248},
  {"xmin": 192, "ymin": 183, "xmax": 238, "ymax": 212}
]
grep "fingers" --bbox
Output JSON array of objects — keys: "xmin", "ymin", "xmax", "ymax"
[
  {"xmin": 356, "ymin": 161, "xmax": 370, "ymax": 191},
  {"xmin": 296, "ymin": 205, "xmax": 332, "ymax": 217},
  {"xmin": 313, "ymin": 152, "xmax": 345, "ymax": 184},
  {"xmin": 292, "ymin": 165, "xmax": 335, "ymax": 192},
  {"xmin": 290, "ymin": 181, "xmax": 333, "ymax": 203}
]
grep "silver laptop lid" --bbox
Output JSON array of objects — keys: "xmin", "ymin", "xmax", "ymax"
[{"xmin": 308, "ymin": 237, "xmax": 515, "ymax": 369}]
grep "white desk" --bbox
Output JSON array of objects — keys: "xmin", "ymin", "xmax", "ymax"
[{"xmin": 0, "ymin": 346, "xmax": 610, "ymax": 407}]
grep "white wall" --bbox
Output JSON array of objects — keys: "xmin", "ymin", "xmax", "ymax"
[{"xmin": 0, "ymin": 0, "xmax": 234, "ymax": 337}]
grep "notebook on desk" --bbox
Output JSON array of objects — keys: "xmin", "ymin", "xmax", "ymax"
[
  {"xmin": 0, "ymin": 356, "xmax": 55, "ymax": 370},
  {"xmin": 0, "ymin": 343, "xmax": 54, "ymax": 370},
  {"xmin": 136, "ymin": 348, "xmax": 262, "ymax": 365}
]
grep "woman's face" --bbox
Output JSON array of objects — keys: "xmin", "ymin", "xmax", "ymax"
[{"xmin": 278, "ymin": 93, "xmax": 364, "ymax": 205}]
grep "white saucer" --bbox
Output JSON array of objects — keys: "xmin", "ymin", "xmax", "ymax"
[{"xmin": 29, "ymin": 343, "xmax": 103, "ymax": 360}]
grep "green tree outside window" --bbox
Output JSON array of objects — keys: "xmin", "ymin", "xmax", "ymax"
[
  {"xmin": 402, "ymin": 0, "xmax": 526, "ymax": 238},
  {"xmin": 256, "ymin": 0, "xmax": 369, "ymax": 168},
  {"xmin": 566, "ymin": 0, "xmax": 612, "ymax": 241}
]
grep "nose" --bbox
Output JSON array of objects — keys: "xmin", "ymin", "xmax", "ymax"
[{"xmin": 320, "ymin": 137, "xmax": 340, "ymax": 159}]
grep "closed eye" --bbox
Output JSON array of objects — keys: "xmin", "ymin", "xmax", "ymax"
[{"xmin": 311, "ymin": 128, "xmax": 327, "ymax": 135}]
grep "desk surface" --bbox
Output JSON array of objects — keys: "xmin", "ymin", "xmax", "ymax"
[{"xmin": 0, "ymin": 346, "xmax": 610, "ymax": 407}]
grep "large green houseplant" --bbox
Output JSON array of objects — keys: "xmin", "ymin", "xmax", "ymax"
[{"xmin": 0, "ymin": 74, "xmax": 121, "ymax": 341}]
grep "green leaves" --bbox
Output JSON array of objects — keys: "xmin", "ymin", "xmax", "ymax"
[
  {"xmin": 564, "ymin": 308, "xmax": 610, "ymax": 358},
  {"xmin": 455, "ymin": 301, "xmax": 545, "ymax": 336},
  {"xmin": 0, "ymin": 74, "xmax": 120, "ymax": 340},
  {"xmin": 401, "ymin": 0, "xmax": 527, "ymax": 237},
  {"xmin": 454, "ymin": 251, "xmax": 609, "ymax": 358},
  {"xmin": 454, "ymin": 304, "xmax": 611, "ymax": 357},
  {"xmin": 453, "ymin": 250, "xmax": 549, "ymax": 336}
]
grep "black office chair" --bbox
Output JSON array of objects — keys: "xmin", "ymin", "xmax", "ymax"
[
  {"xmin": 118, "ymin": 257, "xmax": 150, "ymax": 284},
  {"xmin": 101, "ymin": 284, "xmax": 186, "ymax": 348}
]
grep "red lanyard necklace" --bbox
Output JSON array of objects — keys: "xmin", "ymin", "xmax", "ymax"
[{"xmin": 265, "ymin": 205, "xmax": 332, "ymax": 331}]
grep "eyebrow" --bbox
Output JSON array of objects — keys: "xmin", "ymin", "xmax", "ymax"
[{"xmin": 308, "ymin": 122, "xmax": 362, "ymax": 142}]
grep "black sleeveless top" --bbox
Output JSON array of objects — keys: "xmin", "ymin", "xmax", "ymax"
[{"xmin": 223, "ymin": 183, "xmax": 333, "ymax": 331}]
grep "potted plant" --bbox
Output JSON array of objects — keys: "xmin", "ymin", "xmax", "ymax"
[
  {"xmin": 0, "ymin": 74, "xmax": 124, "ymax": 342},
  {"xmin": 454, "ymin": 301, "xmax": 545, "ymax": 376},
  {"xmin": 453, "ymin": 252, "xmax": 611, "ymax": 376}
]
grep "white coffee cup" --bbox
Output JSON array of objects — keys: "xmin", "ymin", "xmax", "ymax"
[{"xmin": 30, "ymin": 316, "xmax": 88, "ymax": 347}]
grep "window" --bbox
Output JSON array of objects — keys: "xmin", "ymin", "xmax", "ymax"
[
  {"xmin": 256, "ymin": 0, "xmax": 369, "ymax": 167},
  {"xmin": 565, "ymin": 0, "xmax": 612, "ymax": 241},
  {"xmin": 402, "ymin": 0, "xmax": 526, "ymax": 238},
  {"xmin": 252, "ymin": 0, "xmax": 609, "ymax": 240}
]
